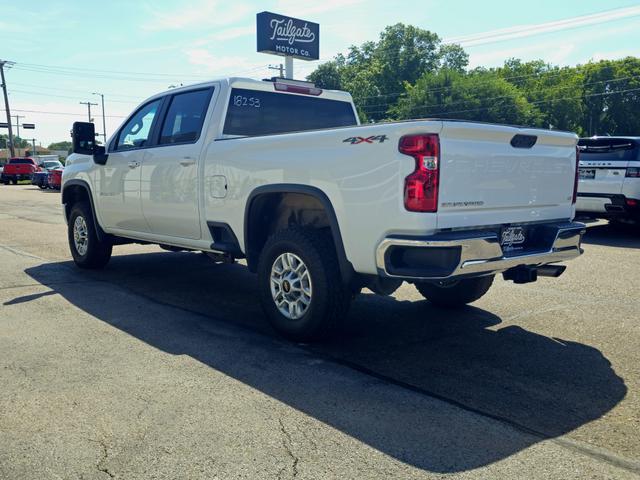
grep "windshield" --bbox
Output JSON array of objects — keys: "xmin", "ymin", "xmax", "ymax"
[{"xmin": 9, "ymin": 158, "xmax": 34, "ymax": 164}]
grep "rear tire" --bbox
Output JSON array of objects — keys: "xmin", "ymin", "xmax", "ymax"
[
  {"xmin": 67, "ymin": 201, "xmax": 112, "ymax": 269},
  {"xmin": 415, "ymin": 275, "xmax": 494, "ymax": 307},
  {"xmin": 257, "ymin": 227, "xmax": 351, "ymax": 342},
  {"xmin": 11, "ymin": 179, "xmax": 17, "ymax": 185}
]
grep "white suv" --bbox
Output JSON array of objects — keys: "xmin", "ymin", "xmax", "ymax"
[{"xmin": 576, "ymin": 136, "xmax": 640, "ymax": 223}]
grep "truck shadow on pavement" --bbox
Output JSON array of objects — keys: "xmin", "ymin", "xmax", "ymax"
[
  {"xmin": 581, "ymin": 222, "xmax": 640, "ymax": 249},
  {"xmin": 24, "ymin": 253, "xmax": 627, "ymax": 473}
]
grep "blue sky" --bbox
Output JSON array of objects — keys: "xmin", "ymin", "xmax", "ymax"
[{"xmin": 1, "ymin": 0, "xmax": 639, "ymax": 145}]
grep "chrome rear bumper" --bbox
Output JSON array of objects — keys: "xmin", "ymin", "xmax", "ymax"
[{"xmin": 376, "ymin": 221, "xmax": 585, "ymax": 280}]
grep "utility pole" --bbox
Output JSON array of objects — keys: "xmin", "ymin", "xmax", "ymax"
[
  {"xmin": 0, "ymin": 60, "xmax": 16, "ymax": 157},
  {"xmin": 92, "ymin": 92, "xmax": 107, "ymax": 144},
  {"xmin": 268, "ymin": 64, "xmax": 285, "ymax": 78},
  {"xmin": 79, "ymin": 101, "xmax": 97, "ymax": 123},
  {"xmin": 13, "ymin": 114, "xmax": 24, "ymax": 138}
]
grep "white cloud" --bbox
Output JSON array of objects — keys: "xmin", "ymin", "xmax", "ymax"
[
  {"xmin": 275, "ymin": 0, "xmax": 364, "ymax": 17},
  {"xmin": 468, "ymin": 41, "xmax": 576, "ymax": 69},
  {"xmin": 183, "ymin": 49, "xmax": 261, "ymax": 76},
  {"xmin": 467, "ymin": 20, "xmax": 640, "ymax": 68},
  {"xmin": 590, "ymin": 49, "xmax": 640, "ymax": 62},
  {"xmin": 193, "ymin": 25, "xmax": 256, "ymax": 46},
  {"xmin": 143, "ymin": 1, "xmax": 251, "ymax": 31}
]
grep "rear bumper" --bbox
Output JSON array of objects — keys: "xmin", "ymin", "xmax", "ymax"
[
  {"xmin": 376, "ymin": 221, "xmax": 585, "ymax": 281},
  {"xmin": 1, "ymin": 173, "xmax": 32, "ymax": 181},
  {"xmin": 576, "ymin": 193, "xmax": 640, "ymax": 218}
]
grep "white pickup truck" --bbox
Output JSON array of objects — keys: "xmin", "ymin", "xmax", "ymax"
[{"xmin": 63, "ymin": 77, "xmax": 585, "ymax": 341}]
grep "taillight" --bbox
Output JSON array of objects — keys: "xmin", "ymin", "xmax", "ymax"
[
  {"xmin": 626, "ymin": 167, "xmax": 640, "ymax": 178},
  {"xmin": 572, "ymin": 145, "xmax": 579, "ymax": 204},
  {"xmin": 399, "ymin": 134, "xmax": 440, "ymax": 212}
]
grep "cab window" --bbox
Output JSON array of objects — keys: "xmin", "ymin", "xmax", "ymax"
[
  {"xmin": 159, "ymin": 89, "xmax": 213, "ymax": 145},
  {"xmin": 116, "ymin": 99, "xmax": 162, "ymax": 151}
]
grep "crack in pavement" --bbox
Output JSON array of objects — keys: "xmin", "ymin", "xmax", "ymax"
[
  {"xmin": 85, "ymin": 438, "xmax": 115, "ymax": 479},
  {"xmin": 278, "ymin": 419, "xmax": 299, "ymax": 480}
]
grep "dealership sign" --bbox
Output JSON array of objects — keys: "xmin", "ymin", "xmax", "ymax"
[{"xmin": 256, "ymin": 11, "xmax": 319, "ymax": 61}]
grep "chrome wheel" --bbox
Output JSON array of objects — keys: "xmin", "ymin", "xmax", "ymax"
[
  {"xmin": 270, "ymin": 252, "xmax": 312, "ymax": 320},
  {"xmin": 73, "ymin": 215, "xmax": 89, "ymax": 256}
]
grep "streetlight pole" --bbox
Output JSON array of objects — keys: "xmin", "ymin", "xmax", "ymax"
[{"xmin": 92, "ymin": 92, "xmax": 107, "ymax": 144}]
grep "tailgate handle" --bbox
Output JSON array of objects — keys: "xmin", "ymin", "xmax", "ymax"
[{"xmin": 510, "ymin": 134, "xmax": 537, "ymax": 149}]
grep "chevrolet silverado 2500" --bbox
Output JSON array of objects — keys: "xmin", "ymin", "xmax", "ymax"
[{"xmin": 63, "ymin": 77, "xmax": 585, "ymax": 341}]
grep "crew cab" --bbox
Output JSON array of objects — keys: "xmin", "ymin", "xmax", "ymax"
[
  {"xmin": 62, "ymin": 77, "xmax": 585, "ymax": 341},
  {"xmin": 576, "ymin": 136, "xmax": 640, "ymax": 223},
  {"xmin": 1, "ymin": 157, "xmax": 38, "ymax": 184}
]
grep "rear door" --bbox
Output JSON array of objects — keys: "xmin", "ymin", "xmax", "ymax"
[
  {"xmin": 577, "ymin": 137, "xmax": 638, "ymax": 195},
  {"xmin": 140, "ymin": 87, "xmax": 215, "ymax": 239},
  {"xmin": 436, "ymin": 122, "xmax": 577, "ymax": 229}
]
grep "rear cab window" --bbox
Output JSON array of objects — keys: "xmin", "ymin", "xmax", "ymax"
[
  {"xmin": 578, "ymin": 138, "xmax": 640, "ymax": 161},
  {"xmin": 9, "ymin": 158, "xmax": 35, "ymax": 164},
  {"xmin": 223, "ymin": 87, "xmax": 358, "ymax": 136}
]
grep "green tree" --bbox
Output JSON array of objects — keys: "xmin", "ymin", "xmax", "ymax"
[
  {"xmin": 392, "ymin": 69, "xmax": 538, "ymax": 125},
  {"xmin": 307, "ymin": 23, "xmax": 468, "ymax": 121},
  {"xmin": 48, "ymin": 141, "xmax": 73, "ymax": 152}
]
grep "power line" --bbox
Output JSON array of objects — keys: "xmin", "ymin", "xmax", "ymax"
[
  {"xmin": 12, "ymin": 108, "xmax": 126, "ymax": 118},
  {"xmin": 16, "ymin": 61, "xmax": 268, "ymax": 78},
  {"xmin": 10, "ymin": 62, "xmax": 271, "ymax": 84},
  {"xmin": 10, "ymin": 88, "xmax": 140, "ymax": 104},
  {"xmin": 443, "ymin": 5, "xmax": 640, "ymax": 48},
  {"xmin": 11, "ymin": 82, "xmax": 143, "ymax": 99}
]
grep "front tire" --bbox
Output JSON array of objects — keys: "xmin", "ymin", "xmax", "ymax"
[
  {"xmin": 67, "ymin": 201, "xmax": 112, "ymax": 269},
  {"xmin": 415, "ymin": 275, "xmax": 494, "ymax": 307},
  {"xmin": 257, "ymin": 227, "xmax": 351, "ymax": 342}
]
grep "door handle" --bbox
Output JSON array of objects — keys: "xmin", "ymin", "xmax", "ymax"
[
  {"xmin": 179, "ymin": 158, "xmax": 196, "ymax": 166},
  {"xmin": 128, "ymin": 160, "xmax": 140, "ymax": 169}
]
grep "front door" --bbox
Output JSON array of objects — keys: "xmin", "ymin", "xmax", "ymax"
[{"xmin": 97, "ymin": 98, "xmax": 163, "ymax": 233}]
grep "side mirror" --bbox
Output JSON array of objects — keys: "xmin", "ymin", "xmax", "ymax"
[
  {"xmin": 71, "ymin": 122, "xmax": 96, "ymax": 155},
  {"xmin": 71, "ymin": 122, "xmax": 109, "ymax": 165}
]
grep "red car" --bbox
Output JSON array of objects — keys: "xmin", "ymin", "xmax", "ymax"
[
  {"xmin": 47, "ymin": 167, "xmax": 63, "ymax": 190},
  {"xmin": 1, "ymin": 157, "xmax": 38, "ymax": 184}
]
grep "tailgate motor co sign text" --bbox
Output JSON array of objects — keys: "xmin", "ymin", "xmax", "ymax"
[{"xmin": 256, "ymin": 11, "xmax": 319, "ymax": 61}]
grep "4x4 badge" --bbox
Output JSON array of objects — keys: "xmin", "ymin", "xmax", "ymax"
[{"xmin": 343, "ymin": 135, "xmax": 388, "ymax": 144}]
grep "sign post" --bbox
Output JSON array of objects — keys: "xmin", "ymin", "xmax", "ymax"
[{"xmin": 256, "ymin": 11, "xmax": 319, "ymax": 80}]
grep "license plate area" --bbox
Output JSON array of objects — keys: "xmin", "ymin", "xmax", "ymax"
[
  {"xmin": 579, "ymin": 168, "xmax": 596, "ymax": 180},
  {"xmin": 500, "ymin": 225, "xmax": 528, "ymax": 255}
]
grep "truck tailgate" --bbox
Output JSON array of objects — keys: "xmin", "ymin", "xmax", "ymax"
[{"xmin": 437, "ymin": 122, "xmax": 577, "ymax": 229}]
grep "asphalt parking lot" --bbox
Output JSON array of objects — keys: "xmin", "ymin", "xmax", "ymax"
[{"xmin": 1, "ymin": 184, "xmax": 639, "ymax": 479}]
